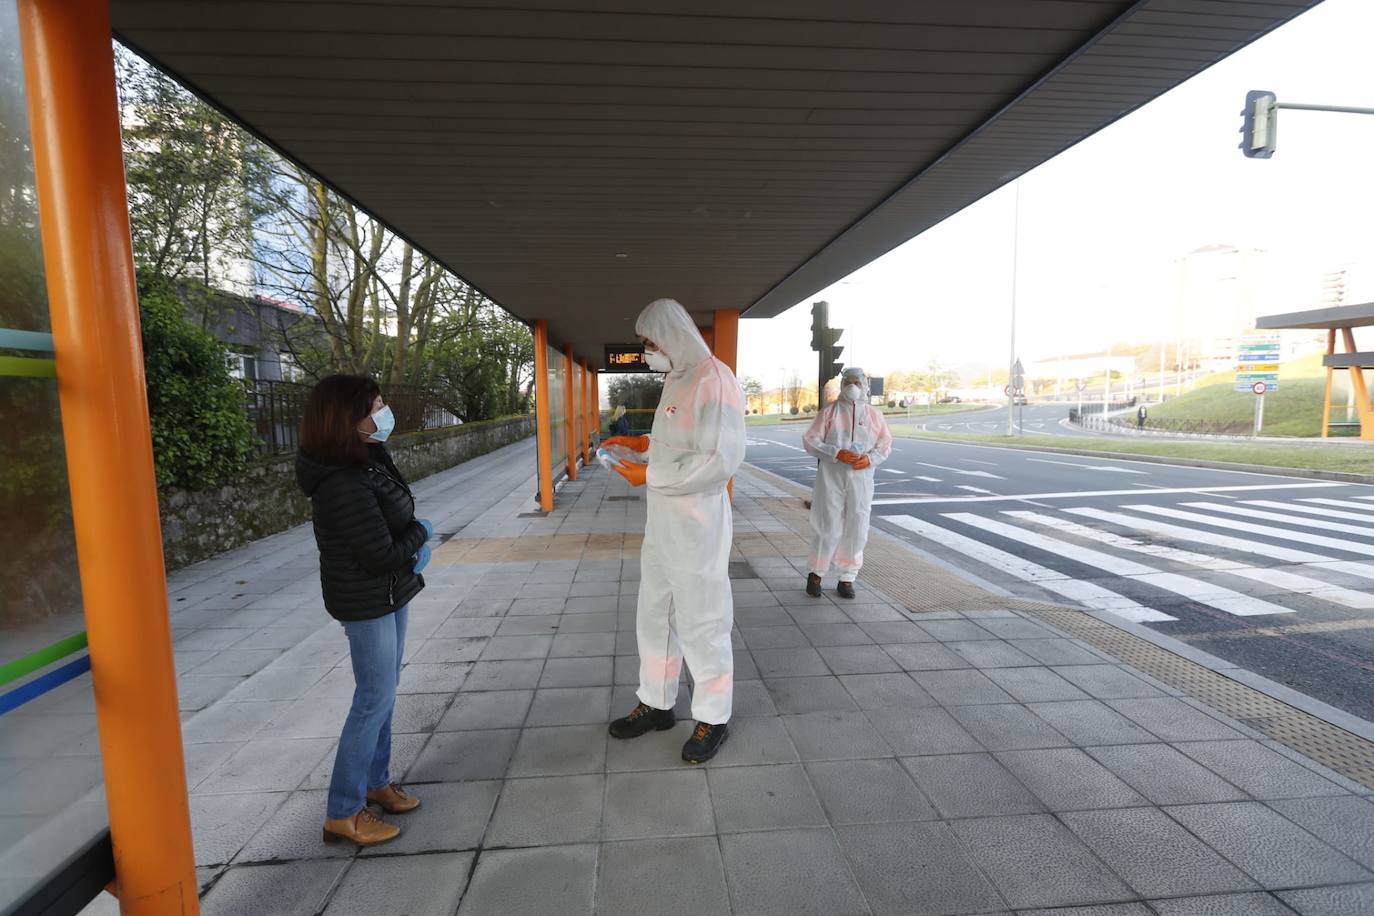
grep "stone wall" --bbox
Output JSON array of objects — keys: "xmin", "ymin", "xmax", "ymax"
[{"xmin": 158, "ymin": 416, "xmax": 534, "ymax": 570}]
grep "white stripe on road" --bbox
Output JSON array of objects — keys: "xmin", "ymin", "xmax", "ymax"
[
  {"xmin": 917, "ymin": 462, "xmax": 1006, "ymax": 480},
  {"xmin": 1067, "ymin": 506, "xmax": 1374, "ymax": 582},
  {"xmin": 1026, "ymin": 458, "xmax": 1148, "ymax": 475},
  {"xmin": 1249, "ymin": 499, "xmax": 1374, "ymax": 524},
  {"xmin": 873, "ymin": 481, "xmax": 1340, "ymax": 506},
  {"xmin": 915, "ymin": 475, "xmax": 942, "ymax": 483},
  {"xmin": 947, "ymin": 513, "xmax": 1293, "ymax": 617},
  {"xmin": 1127, "ymin": 504, "xmax": 1374, "ymax": 558},
  {"xmin": 1183, "ymin": 502, "xmax": 1374, "ymax": 539},
  {"xmin": 1007, "ymin": 511, "xmax": 1374, "ymax": 610},
  {"xmin": 957, "ymin": 486, "xmax": 996, "ymax": 495},
  {"xmin": 883, "ymin": 515, "xmax": 1175, "ymax": 622},
  {"xmin": 1300, "ymin": 498, "xmax": 1374, "ymax": 514},
  {"xmin": 880, "ymin": 468, "xmax": 904, "ymax": 474}
]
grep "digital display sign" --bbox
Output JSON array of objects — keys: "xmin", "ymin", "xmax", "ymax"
[{"xmin": 605, "ymin": 345, "xmax": 651, "ymax": 372}]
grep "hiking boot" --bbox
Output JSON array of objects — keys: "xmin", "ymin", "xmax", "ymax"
[
  {"xmin": 806, "ymin": 573, "xmax": 823, "ymax": 598},
  {"xmin": 682, "ymin": 721, "xmax": 729, "ymax": 764},
  {"xmin": 609, "ymin": 702, "xmax": 676, "ymax": 739},
  {"xmin": 837, "ymin": 581, "xmax": 856, "ymax": 599},
  {"xmin": 322, "ymin": 808, "xmax": 400, "ymax": 847},
  {"xmin": 366, "ymin": 782, "xmax": 420, "ymax": 814}
]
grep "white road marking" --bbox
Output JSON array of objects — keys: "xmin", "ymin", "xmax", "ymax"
[
  {"xmin": 1248, "ymin": 499, "xmax": 1374, "ymax": 524},
  {"xmin": 1127, "ymin": 504, "xmax": 1374, "ymax": 558},
  {"xmin": 1300, "ymin": 498, "xmax": 1374, "ymax": 514},
  {"xmin": 1007, "ymin": 511, "xmax": 1374, "ymax": 610},
  {"xmin": 1072, "ymin": 506, "xmax": 1374, "ymax": 583},
  {"xmin": 917, "ymin": 462, "xmax": 1006, "ymax": 480},
  {"xmin": 915, "ymin": 475, "xmax": 942, "ymax": 483},
  {"xmin": 961, "ymin": 458, "xmax": 999, "ymax": 466},
  {"xmin": 880, "ymin": 468, "xmax": 904, "ymax": 475},
  {"xmin": 956, "ymin": 486, "xmax": 997, "ymax": 495},
  {"xmin": 1026, "ymin": 458, "xmax": 1147, "ymax": 475},
  {"xmin": 1183, "ymin": 502, "xmax": 1374, "ymax": 539},
  {"xmin": 947, "ymin": 513, "xmax": 1293, "ymax": 617},
  {"xmin": 884, "ymin": 514, "xmax": 1175, "ymax": 622},
  {"xmin": 873, "ymin": 481, "xmax": 1340, "ymax": 506}
]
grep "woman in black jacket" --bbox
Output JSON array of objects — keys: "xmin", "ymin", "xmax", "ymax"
[{"xmin": 296, "ymin": 375, "xmax": 431, "ymax": 847}]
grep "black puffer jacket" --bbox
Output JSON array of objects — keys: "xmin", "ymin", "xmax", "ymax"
[{"xmin": 296, "ymin": 444, "xmax": 427, "ymax": 621}]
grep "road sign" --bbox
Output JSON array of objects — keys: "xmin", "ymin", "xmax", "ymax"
[
  {"xmin": 1074, "ymin": 380, "xmax": 1087, "ymax": 392},
  {"xmin": 1003, "ymin": 384, "xmax": 1010, "ymax": 396},
  {"xmin": 1251, "ymin": 381, "xmax": 1268, "ymax": 395},
  {"xmin": 1235, "ymin": 333, "xmax": 1280, "ymax": 390},
  {"xmin": 1235, "ymin": 383, "xmax": 1279, "ymax": 392}
]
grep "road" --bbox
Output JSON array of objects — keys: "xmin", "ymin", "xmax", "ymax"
[
  {"xmin": 892, "ymin": 403, "xmax": 1103, "ymax": 437},
  {"xmin": 746, "ymin": 427, "xmax": 1374, "ymax": 722}
]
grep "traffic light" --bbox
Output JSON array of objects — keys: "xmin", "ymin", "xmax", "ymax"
[
  {"xmin": 1240, "ymin": 90, "xmax": 1277, "ymax": 159},
  {"xmin": 811, "ymin": 301, "xmax": 825, "ymax": 349},
  {"xmin": 819, "ymin": 328, "xmax": 844, "ymax": 382}
]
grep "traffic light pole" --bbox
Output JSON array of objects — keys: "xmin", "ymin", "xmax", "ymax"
[{"xmin": 1006, "ymin": 181, "xmax": 1020, "ymax": 437}]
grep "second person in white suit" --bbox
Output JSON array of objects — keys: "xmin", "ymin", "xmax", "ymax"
[
  {"xmin": 803, "ymin": 366, "xmax": 892, "ymax": 599},
  {"xmin": 601, "ymin": 298, "xmax": 746, "ymax": 764}
]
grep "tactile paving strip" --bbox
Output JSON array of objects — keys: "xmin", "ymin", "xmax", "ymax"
[{"xmin": 740, "ymin": 465, "xmax": 1374, "ymax": 790}]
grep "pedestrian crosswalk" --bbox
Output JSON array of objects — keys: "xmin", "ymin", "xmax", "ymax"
[{"xmin": 882, "ymin": 495, "xmax": 1374, "ymax": 625}]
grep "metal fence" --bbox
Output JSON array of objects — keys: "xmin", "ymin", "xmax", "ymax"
[{"xmin": 242, "ymin": 379, "xmax": 462, "ymax": 455}]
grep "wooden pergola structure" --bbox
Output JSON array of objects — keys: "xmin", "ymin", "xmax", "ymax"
[{"xmin": 1257, "ymin": 302, "xmax": 1374, "ymax": 439}]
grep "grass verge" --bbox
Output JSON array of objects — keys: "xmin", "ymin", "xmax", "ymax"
[{"xmin": 897, "ymin": 429, "xmax": 1374, "ymax": 476}]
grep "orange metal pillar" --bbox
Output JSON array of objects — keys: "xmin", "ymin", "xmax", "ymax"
[
  {"xmin": 1322, "ymin": 329, "xmax": 1335, "ymax": 439},
  {"xmin": 712, "ymin": 310, "xmax": 740, "ymax": 501},
  {"xmin": 712, "ymin": 309, "xmax": 739, "ymax": 373},
  {"xmin": 1340, "ymin": 327, "xmax": 1374, "ymax": 440},
  {"xmin": 580, "ymin": 359, "xmax": 592, "ymax": 463},
  {"xmin": 533, "ymin": 321, "xmax": 554, "ymax": 511},
  {"xmin": 18, "ymin": 1, "xmax": 198, "ymax": 912},
  {"xmin": 564, "ymin": 345, "xmax": 578, "ymax": 480},
  {"xmin": 592, "ymin": 369, "xmax": 601, "ymax": 437}
]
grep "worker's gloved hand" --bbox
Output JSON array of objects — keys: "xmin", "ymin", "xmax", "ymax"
[
  {"xmin": 417, "ymin": 518, "xmax": 434, "ymax": 541},
  {"xmin": 603, "ymin": 435, "xmax": 650, "ymax": 453},
  {"xmin": 613, "ymin": 461, "xmax": 648, "ymax": 487},
  {"xmin": 851, "ymin": 455, "xmax": 872, "ymax": 471},
  {"xmin": 835, "ymin": 449, "xmax": 862, "ymax": 465},
  {"xmin": 413, "ymin": 544, "xmax": 432, "ymax": 575}
]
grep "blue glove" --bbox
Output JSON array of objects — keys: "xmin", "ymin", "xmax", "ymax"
[
  {"xmin": 417, "ymin": 518, "xmax": 434, "ymax": 541},
  {"xmin": 413, "ymin": 544, "xmax": 432, "ymax": 575}
]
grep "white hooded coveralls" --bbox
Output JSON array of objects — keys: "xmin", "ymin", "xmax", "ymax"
[
  {"xmin": 633, "ymin": 299, "xmax": 746, "ymax": 725},
  {"xmin": 803, "ymin": 386, "xmax": 893, "ymax": 582}
]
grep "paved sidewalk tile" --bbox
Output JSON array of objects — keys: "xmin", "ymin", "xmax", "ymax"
[
  {"xmin": 952, "ymin": 814, "xmax": 1134, "ymax": 909},
  {"xmin": 457, "ymin": 845, "xmax": 596, "ymax": 916},
  {"xmin": 835, "ymin": 822, "xmax": 1004, "ymax": 915},
  {"xmin": 720, "ymin": 828, "xmax": 870, "ymax": 916}
]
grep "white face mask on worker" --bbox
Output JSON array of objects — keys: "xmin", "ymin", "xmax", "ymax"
[
  {"xmin": 645, "ymin": 349, "xmax": 672, "ymax": 373},
  {"xmin": 842, "ymin": 384, "xmax": 863, "ymax": 402}
]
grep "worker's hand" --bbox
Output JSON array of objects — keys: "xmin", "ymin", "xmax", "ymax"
[
  {"xmin": 613, "ymin": 461, "xmax": 648, "ymax": 487},
  {"xmin": 851, "ymin": 455, "xmax": 872, "ymax": 471},
  {"xmin": 836, "ymin": 449, "xmax": 862, "ymax": 465},
  {"xmin": 604, "ymin": 435, "xmax": 650, "ymax": 453}
]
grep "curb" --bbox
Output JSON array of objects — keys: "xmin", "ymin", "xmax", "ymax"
[{"xmin": 899, "ymin": 432, "xmax": 1374, "ymax": 485}]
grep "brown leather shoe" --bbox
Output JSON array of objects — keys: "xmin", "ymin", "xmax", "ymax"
[
  {"xmin": 366, "ymin": 782, "xmax": 420, "ymax": 814},
  {"xmin": 322, "ymin": 808, "xmax": 400, "ymax": 847}
]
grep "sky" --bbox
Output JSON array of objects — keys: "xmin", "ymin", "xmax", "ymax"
[{"xmin": 737, "ymin": 0, "xmax": 1374, "ymax": 391}]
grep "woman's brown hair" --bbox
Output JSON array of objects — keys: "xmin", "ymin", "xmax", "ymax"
[{"xmin": 300, "ymin": 374, "xmax": 381, "ymax": 466}]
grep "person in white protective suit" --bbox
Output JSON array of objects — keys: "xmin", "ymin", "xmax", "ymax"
[
  {"xmin": 803, "ymin": 366, "xmax": 892, "ymax": 599},
  {"xmin": 601, "ymin": 298, "xmax": 746, "ymax": 764}
]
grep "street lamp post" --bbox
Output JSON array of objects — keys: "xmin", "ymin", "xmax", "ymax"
[{"xmin": 1006, "ymin": 180, "xmax": 1020, "ymax": 437}]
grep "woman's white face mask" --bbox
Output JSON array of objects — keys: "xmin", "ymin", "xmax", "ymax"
[
  {"xmin": 842, "ymin": 384, "xmax": 863, "ymax": 403},
  {"xmin": 645, "ymin": 349, "xmax": 672, "ymax": 373}
]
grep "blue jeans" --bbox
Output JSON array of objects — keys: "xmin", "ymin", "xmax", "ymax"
[{"xmin": 326, "ymin": 605, "xmax": 407, "ymax": 819}]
